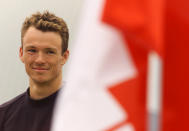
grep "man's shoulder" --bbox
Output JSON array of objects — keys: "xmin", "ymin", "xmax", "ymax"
[
  {"xmin": 0, "ymin": 92, "xmax": 26, "ymax": 111},
  {"xmin": 0, "ymin": 92, "xmax": 27, "ymax": 129}
]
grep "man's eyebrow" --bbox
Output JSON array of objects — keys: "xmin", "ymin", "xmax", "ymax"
[
  {"xmin": 45, "ymin": 48, "xmax": 57, "ymax": 51},
  {"xmin": 24, "ymin": 46, "xmax": 57, "ymax": 51},
  {"xmin": 25, "ymin": 45, "xmax": 36, "ymax": 49}
]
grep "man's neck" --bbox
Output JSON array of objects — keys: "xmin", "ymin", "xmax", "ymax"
[{"xmin": 29, "ymin": 75, "xmax": 63, "ymax": 100}]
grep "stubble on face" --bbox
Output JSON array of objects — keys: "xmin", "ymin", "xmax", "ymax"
[
  {"xmin": 27, "ymin": 61, "xmax": 62, "ymax": 86},
  {"xmin": 21, "ymin": 27, "xmax": 66, "ymax": 86}
]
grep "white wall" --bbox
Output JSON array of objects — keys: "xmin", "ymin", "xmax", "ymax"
[{"xmin": 0, "ymin": 0, "xmax": 84, "ymax": 104}]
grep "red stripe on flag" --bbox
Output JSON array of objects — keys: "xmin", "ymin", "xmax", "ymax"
[{"xmin": 162, "ymin": 0, "xmax": 189, "ymax": 130}]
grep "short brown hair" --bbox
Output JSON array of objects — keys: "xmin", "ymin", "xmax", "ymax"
[{"xmin": 21, "ymin": 11, "xmax": 69, "ymax": 54}]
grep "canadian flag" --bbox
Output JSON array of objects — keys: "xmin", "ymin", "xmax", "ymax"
[{"xmin": 52, "ymin": 0, "xmax": 163, "ymax": 130}]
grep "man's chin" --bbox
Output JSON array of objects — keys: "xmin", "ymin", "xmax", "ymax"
[{"xmin": 32, "ymin": 78, "xmax": 50, "ymax": 85}]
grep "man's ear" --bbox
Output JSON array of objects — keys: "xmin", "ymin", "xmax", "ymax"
[
  {"xmin": 61, "ymin": 50, "xmax": 69, "ymax": 65},
  {"xmin": 19, "ymin": 46, "xmax": 24, "ymax": 63}
]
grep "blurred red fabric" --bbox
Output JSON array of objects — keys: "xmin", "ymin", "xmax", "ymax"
[{"xmin": 103, "ymin": 0, "xmax": 189, "ymax": 130}]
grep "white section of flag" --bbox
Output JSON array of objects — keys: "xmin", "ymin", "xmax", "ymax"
[
  {"xmin": 52, "ymin": 0, "xmax": 137, "ymax": 130},
  {"xmin": 115, "ymin": 123, "xmax": 135, "ymax": 131}
]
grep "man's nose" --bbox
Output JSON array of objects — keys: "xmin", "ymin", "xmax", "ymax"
[{"xmin": 35, "ymin": 52, "xmax": 46, "ymax": 64}]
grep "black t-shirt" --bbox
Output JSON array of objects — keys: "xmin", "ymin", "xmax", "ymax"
[{"xmin": 0, "ymin": 88, "xmax": 59, "ymax": 131}]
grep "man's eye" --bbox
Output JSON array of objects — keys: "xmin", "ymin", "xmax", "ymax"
[
  {"xmin": 28, "ymin": 49, "xmax": 36, "ymax": 53},
  {"xmin": 47, "ymin": 51, "xmax": 55, "ymax": 54}
]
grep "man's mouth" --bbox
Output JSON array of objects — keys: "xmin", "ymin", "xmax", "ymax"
[
  {"xmin": 32, "ymin": 67, "xmax": 48, "ymax": 72},
  {"xmin": 33, "ymin": 68, "xmax": 47, "ymax": 70}
]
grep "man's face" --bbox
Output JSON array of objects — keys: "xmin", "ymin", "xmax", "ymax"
[{"xmin": 20, "ymin": 27, "xmax": 69, "ymax": 84}]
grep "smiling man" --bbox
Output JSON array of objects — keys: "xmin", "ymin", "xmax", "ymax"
[{"xmin": 0, "ymin": 11, "xmax": 69, "ymax": 131}]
